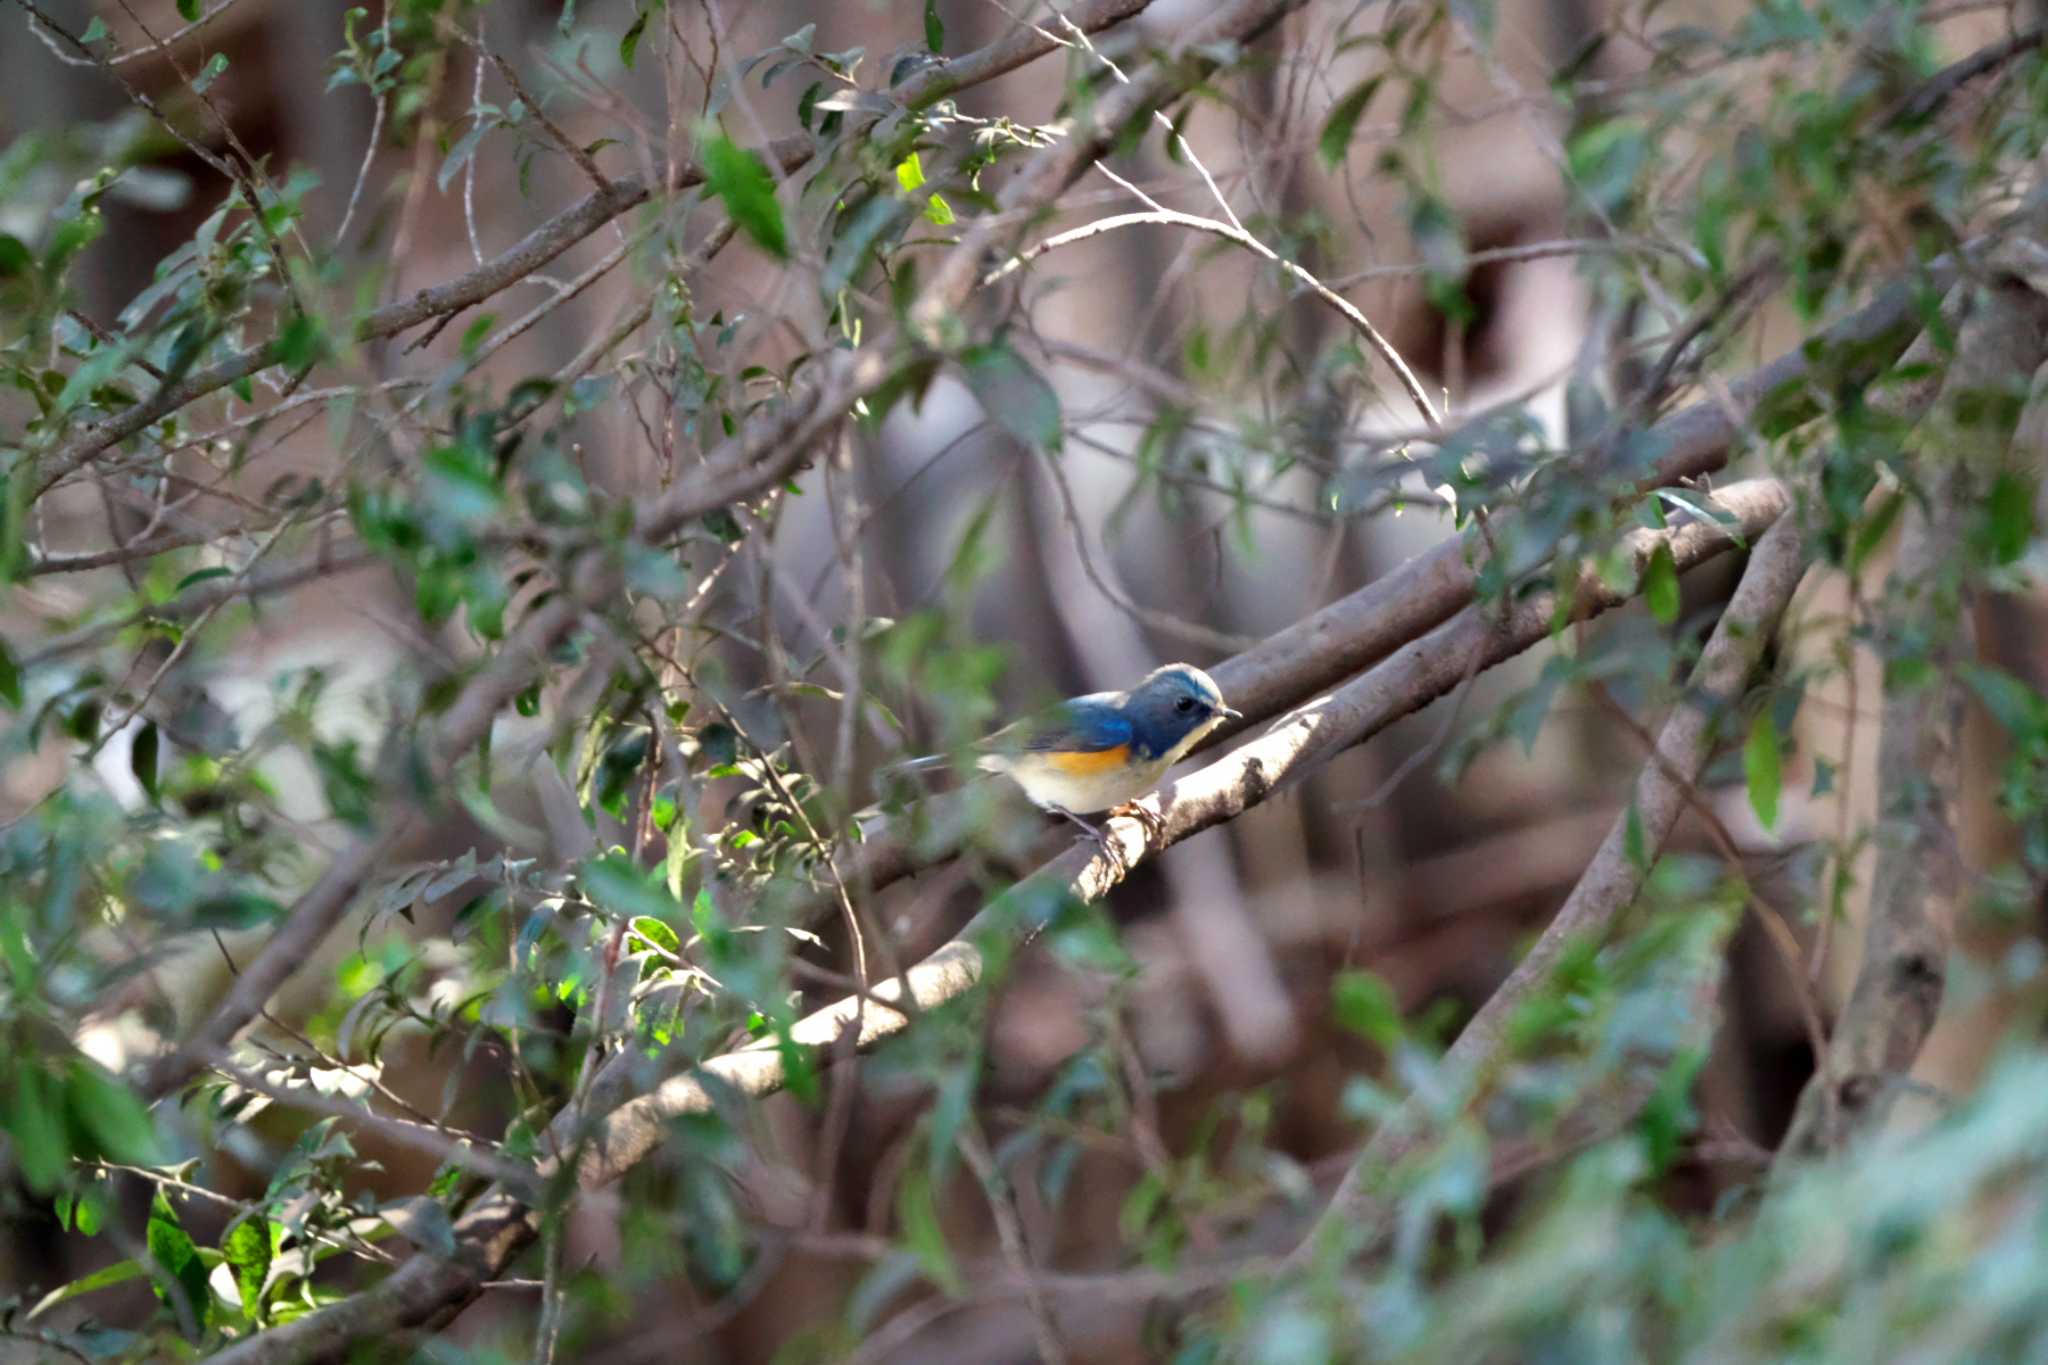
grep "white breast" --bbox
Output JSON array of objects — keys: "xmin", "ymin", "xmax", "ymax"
[{"xmin": 976, "ymin": 751, "xmax": 1173, "ymax": 814}]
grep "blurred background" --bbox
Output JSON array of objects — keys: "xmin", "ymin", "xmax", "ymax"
[{"xmin": 5, "ymin": 0, "xmax": 2044, "ymax": 1359}]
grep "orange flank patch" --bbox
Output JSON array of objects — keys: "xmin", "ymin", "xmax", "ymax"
[{"xmin": 1042, "ymin": 744, "xmax": 1132, "ymax": 777}]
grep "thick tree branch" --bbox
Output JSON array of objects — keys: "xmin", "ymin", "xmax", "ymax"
[
  {"xmin": 809, "ymin": 260, "xmax": 1960, "ymax": 923},
  {"xmin": 1777, "ymin": 272, "xmax": 2048, "ymax": 1160},
  {"xmin": 1300, "ymin": 509, "xmax": 1810, "ymax": 1258}
]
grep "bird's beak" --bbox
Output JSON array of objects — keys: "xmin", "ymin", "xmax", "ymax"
[{"xmin": 1219, "ymin": 706, "xmax": 1243, "ymax": 722}]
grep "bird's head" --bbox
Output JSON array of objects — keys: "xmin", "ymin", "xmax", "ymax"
[{"xmin": 1124, "ymin": 663, "xmax": 1242, "ymax": 760}]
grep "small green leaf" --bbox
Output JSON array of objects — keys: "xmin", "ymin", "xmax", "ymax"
[
  {"xmin": 1319, "ymin": 76, "xmax": 1382, "ymax": 166},
  {"xmin": 898, "ymin": 1165, "xmax": 962, "ymax": 1294},
  {"xmin": 193, "ymin": 52, "xmax": 229, "ymax": 94},
  {"xmin": 1744, "ymin": 711, "xmax": 1781, "ymax": 832},
  {"xmin": 1643, "ymin": 540, "xmax": 1680, "ymax": 624},
  {"xmin": 620, "ymin": 6, "xmax": 649, "ymax": 67},
  {"xmin": 1848, "ymin": 491, "xmax": 1904, "ymax": 574},
  {"xmin": 628, "ymin": 915, "xmax": 680, "ymax": 956},
  {"xmin": 895, "ymin": 151, "xmax": 926, "ymax": 192},
  {"xmin": 81, "ymin": 15, "xmax": 110, "ymax": 42},
  {"xmin": 28, "ymin": 1256, "xmax": 149, "ymax": 1321},
  {"xmin": 146, "ymin": 1191, "xmax": 212, "ymax": 1334},
  {"xmin": 1979, "ymin": 470, "xmax": 2035, "ymax": 566},
  {"xmin": 0, "ymin": 234, "xmax": 31, "ymax": 278},
  {"xmin": 923, "ymin": 192, "xmax": 955, "ymax": 226},
  {"xmin": 959, "ymin": 340, "xmax": 1062, "ymax": 451},
  {"xmin": 175, "ymin": 566, "xmax": 234, "ymax": 593},
  {"xmin": 68, "ymin": 1059, "xmax": 160, "ymax": 1166},
  {"xmin": 700, "ymin": 126, "xmax": 788, "ymax": 260},
  {"xmin": 0, "ymin": 637, "xmax": 20, "ymax": 708},
  {"xmin": 222, "ymin": 1217, "xmax": 271, "ymax": 1318},
  {"xmin": 924, "ymin": 0, "xmax": 945, "ymax": 53},
  {"xmin": 1330, "ymin": 970, "xmax": 1401, "ymax": 1047},
  {"xmin": 177, "ymin": 0, "xmax": 201, "ymax": 20}
]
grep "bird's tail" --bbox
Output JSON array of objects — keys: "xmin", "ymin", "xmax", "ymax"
[{"xmin": 879, "ymin": 753, "xmax": 949, "ymax": 777}]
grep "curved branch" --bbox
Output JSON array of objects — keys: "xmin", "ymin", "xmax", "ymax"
[
  {"xmin": 1301, "ymin": 508, "xmax": 1811, "ymax": 1258},
  {"xmin": 988, "ymin": 207, "xmax": 1442, "ymax": 431}
]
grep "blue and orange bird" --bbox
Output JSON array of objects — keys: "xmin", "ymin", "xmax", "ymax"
[{"xmin": 901, "ymin": 663, "xmax": 1241, "ymax": 840}]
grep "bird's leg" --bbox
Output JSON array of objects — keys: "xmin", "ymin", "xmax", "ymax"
[
  {"xmin": 1048, "ymin": 805, "xmax": 1127, "ymax": 875},
  {"xmin": 1107, "ymin": 800, "xmax": 1166, "ymax": 849}
]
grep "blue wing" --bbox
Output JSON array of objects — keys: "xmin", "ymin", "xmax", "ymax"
[{"xmin": 1005, "ymin": 699, "xmax": 1133, "ymax": 754}]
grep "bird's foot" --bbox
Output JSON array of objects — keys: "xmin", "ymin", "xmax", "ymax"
[
  {"xmin": 1051, "ymin": 806, "xmax": 1128, "ymax": 876},
  {"xmin": 1108, "ymin": 800, "xmax": 1165, "ymax": 850}
]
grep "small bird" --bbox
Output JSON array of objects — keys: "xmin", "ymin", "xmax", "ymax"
[{"xmin": 896, "ymin": 663, "xmax": 1242, "ymax": 843}]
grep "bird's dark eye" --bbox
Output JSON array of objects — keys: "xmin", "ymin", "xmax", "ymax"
[{"xmin": 1175, "ymin": 696, "xmax": 1198, "ymax": 714}]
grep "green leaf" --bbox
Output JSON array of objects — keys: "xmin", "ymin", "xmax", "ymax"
[
  {"xmin": 1979, "ymin": 470, "xmax": 2035, "ymax": 566},
  {"xmin": 1319, "ymin": 75, "xmax": 1382, "ymax": 166},
  {"xmin": 146, "ymin": 1191, "xmax": 212, "ymax": 1334},
  {"xmin": 700, "ymin": 126, "xmax": 789, "ymax": 260},
  {"xmin": 895, "ymin": 151, "xmax": 926, "ymax": 192},
  {"xmin": 131, "ymin": 721, "xmax": 161, "ymax": 803},
  {"xmin": 29, "ymin": 1256, "xmax": 149, "ymax": 1321},
  {"xmin": 177, "ymin": 0, "xmax": 201, "ymax": 20},
  {"xmin": 67, "ymin": 1059, "xmax": 160, "ymax": 1165},
  {"xmin": 1643, "ymin": 540, "xmax": 1680, "ymax": 625},
  {"xmin": 0, "ymin": 234, "xmax": 31, "ymax": 278},
  {"xmin": 174, "ymin": 566, "xmax": 234, "ymax": 593},
  {"xmin": 620, "ymin": 6, "xmax": 649, "ymax": 68},
  {"xmin": 0, "ymin": 636, "xmax": 20, "ymax": 708},
  {"xmin": 1848, "ymin": 490, "xmax": 1904, "ymax": 574},
  {"xmin": 1744, "ymin": 711, "xmax": 1781, "ymax": 832},
  {"xmin": 924, "ymin": 0, "xmax": 945, "ymax": 53},
  {"xmin": 628, "ymin": 915, "xmax": 680, "ymax": 956},
  {"xmin": 959, "ymin": 340, "xmax": 1062, "ymax": 451},
  {"xmin": 580, "ymin": 851, "xmax": 682, "ymax": 920},
  {"xmin": 193, "ymin": 52, "xmax": 229, "ymax": 94},
  {"xmin": 923, "ymin": 192, "xmax": 954, "ymax": 226},
  {"xmin": 897, "ymin": 1165, "xmax": 962, "ymax": 1294},
  {"xmin": 4, "ymin": 1063, "xmax": 69, "ymax": 1192},
  {"xmin": 1330, "ymin": 970, "xmax": 1401, "ymax": 1047},
  {"xmin": 81, "ymin": 15, "xmax": 110, "ymax": 42},
  {"xmin": 222, "ymin": 1217, "xmax": 272, "ymax": 1318}
]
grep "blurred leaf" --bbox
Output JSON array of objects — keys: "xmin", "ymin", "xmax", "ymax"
[
  {"xmin": 700, "ymin": 126, "xmax": 789, "ymax": 260},
  {"xmin": 1848, "ymin": 491, "xmax": 1904, "ymax": 574},
  {"xmin": 1643, "ymin": 541, "xmax": 1680, "ymax": 625},
  {"xmin": 0, "ymin": 637, "xmax": 20, "ymax": 709},
  {"xmin": 146, "ymin": 1191, "xmax": 212, "ymax": 1334},
  {"xmin": 1744, "ymin": 711, "xmax": 1781, "ymax": 832},
  {"xmin": 1319, "ymin": 76, "xmax": 1382, "ymax": 165},
  {"xmin": 620, "ymin": 5, "xmax": 649, "ymax": 67},
  {"xmin": 1331, "ymin": 970, "xmax": 1402, "ymax": 1047},
  {"xmin": 959, "ymin": 340, "xmax": 1062, "ymax": 451},
  {"xmin": 897, "ymin": 1165, "xmax": 962, "ymax": 1294},
  {"xmin": 1977, "ymin": 470, "xmax": 2035, "ymax": 566},
  {"xmin": 924, "ymin": 0, "xmax": 944, "ymax": 53}
]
